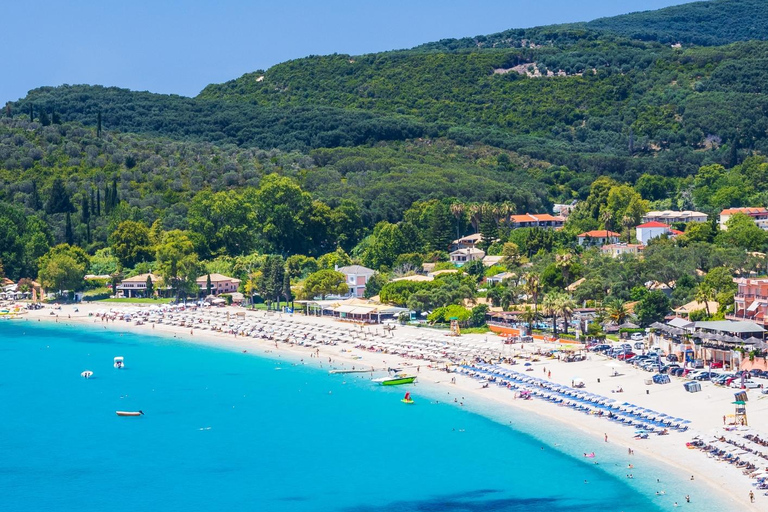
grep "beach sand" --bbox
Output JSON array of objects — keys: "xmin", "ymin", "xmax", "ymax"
[{"xmin": 12, "ymin": 301, "xmax": 768, "ymax": 510}]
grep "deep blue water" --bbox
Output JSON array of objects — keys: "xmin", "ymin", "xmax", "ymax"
[{"xmin": 0, "ymin": 321, "xmax": 705, "ymax": 511}]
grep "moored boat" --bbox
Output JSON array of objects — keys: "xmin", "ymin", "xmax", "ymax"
[
  {"xmin": 373, "ymin": 373, "xmax": 417, "ymax": 386},
  {"xmin": 114, "ymin": 356, "xmax": 124, "ymax": 369},
  {"xmin": 81, "ymin": 370, "xmax": 93, "ymax": 379},
  {"xmin": 116, "ymin": 410, "xmax": 144, "ymax": 417}
]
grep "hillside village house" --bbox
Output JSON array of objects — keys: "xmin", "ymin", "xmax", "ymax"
[
  {"xmin": 450, "ymin": 233, "xmax": 483, "ymax": 251},
  {"xmin": 508, "ymin": 213, "xmax": 565, "ymax": 230},
  {"xmin": 719, "ymin": 207, "xmax": 768, "ymax": 231},
  {"xmin": 336, "ymin": 265, "xmax": 375, "ymax": 298},
  {"xmin": 450, "ymin": 247, "xmax": 486, "ymax": 266},
  {"xmin": 196, "ymin": 273, "xmax": 241, "ymax": 295},
  {"xmin": 601, "ymin": 243, "xmax": 644, "ymax": 258},
  {"xmin": 635, "ymin": 221, "xmax": 682, "ymax": 244},
  {"xmin": 577, "ymin": 230, "xmax": 620, "ymax": 247},
  {"xmin": 116, "ymin": 273, "xmax": 163, "ymax": 298},
  {"xmin": 731, "ymin": 277, "xmax": 768, "ymax": 327},
  {"xmin": 642, "ymin": 210, "xmax": 708, "ymax": 225}
]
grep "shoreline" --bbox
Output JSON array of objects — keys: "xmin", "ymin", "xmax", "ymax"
[{"xmin": 11, "ymin": 302, "xmax": 765, "ymax": 510}]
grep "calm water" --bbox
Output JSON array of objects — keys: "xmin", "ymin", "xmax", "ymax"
[{"xmin": 0, "ymin": 321, "xmax": 715, "ymax": 511}]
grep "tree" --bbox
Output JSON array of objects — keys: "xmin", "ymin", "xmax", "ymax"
[
  {"xmin": 29, "ymin": 180, "xmax": 41, "ymax": 210},
  {"xmin": 206, "ymin": 274, "xmax": 213, "ymax": 296},
  {"xmin": 364, "ymin": 272, "xmax": 389, "ymax": 299},
  {"xmin": 155, "ymin": 230, "xmax": 200, "ymax": 300},
  {"xmin": 555, "ymin": 293, "xmax": 576, "ymax": 334},
  {"xmin": 426, "ymin": 201, "xmax": 455, "ymax": 252},
  {"xmin": 97, "ymin": 110, "xmax": 102, "ymax": 138},
  {"xmin": 282, "ymin": 273, "xmax": 293, "ymax": 305},
  {"xmin": 519, "ymin": 306, "xmax": 537, "ymax": 335},
  {"xmin": 64, "ymin": 212, "xmax": 73, "ymax": 246},
  {"xmin": 636, "ymin": 290, "xmax": 671, "ymax": 326},
  {"xmin": 286, "ymin": 255, "xmax": 318, "ymax": 279},
  {"xmin": 146, "ymin": 274, "xmax": 154, "ymax": 297},
  {"xmin": 470, "ymin": 304, "xmax": 489, "ymax": 328},
  {"xmin": 500, "ymin": 242, "xmax": 523, "ymax": 268},
  {"xmin": 257, "ymin": 255, "xmax": 285, "ymax": 308},
  {"xmin": 606, "ymin": 299, "xmax": 629, "ymax": 325},
  {"xmin": 300, "ymin": 269, "xmax": 347, "ymax": 299},
  {"xmin": 253, "ymin": 175, "xmax": 313, "ymax": 255},
  {"xmin": 718, "ymin": 214, "xmax": 768, "ymax": 251},
  {"xmin": 110, "ymin": 221, "xmax": 153, "ymax": 269},
  {"xmin": 45, "ymin": 178, "xmax": 74, "ymax": 214},
  {"xmin": 80, "ymin": 194, "xmax": 90, "ymax": 244},
  {"xmin": 694, "ymin": 283, "xmax": 715, "ymax": 317},
  {"xmin": 463, "ymin": 259, "xmax": 485, "ymax": 282},
  {"xmin": 37, "ymin": 244, "xmax": 88, "ymax": 294},
  {"xmin": 703, "ymin": 266, "xmax": 737, "ymax": 296},
  {"xmin": 362, "ymin": 221, "xmax": 407, "ymax": 270}
]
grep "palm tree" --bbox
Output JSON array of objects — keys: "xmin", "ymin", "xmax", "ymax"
[
  {"xmin": 524, "ymin": 273, "xmax": 541, "ymax": 319},
  {"xmin": 542, "ymin": 292, "xmax": 558, "ymax": 336},
  {"xmin": 519, "ymin": 306, "xmax": 537, "ymax": 335},
  {"xmin": 467, "ymin": 203, "xmax": 482, "ymax": 233},
  {"xmin": 606, "ymin": 299, "xmax": 629, "ymax": 326},
  {"xmin": 555, "ymin": 294, "xmax": 576, "ymax": 335},
  {"xmin": 695, "ymin": 283, "xmax": 715, "ymax": 317},
  {"xmin": 555, "ymin": 250, "xmax": 573, "ymax": 285},
  {"xmin": 450, "ymin": 202, "xmax": 465, "ymax": 239}
]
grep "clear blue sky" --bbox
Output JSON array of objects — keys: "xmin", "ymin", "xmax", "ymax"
[{"xmin": 4, "ymin": 0, "xmax": 691, "ymax": 103}]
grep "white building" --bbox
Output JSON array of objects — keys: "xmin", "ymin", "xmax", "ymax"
[
  {"xmin": 635, "ymin": 221, "xmax": 671, "ymax": 244},
  {"xmin": 449, "ymin": 247, "xmax": 486, "ymax": 266},
  {"xmin": 642, "ymin": 210, "xmax": 708, "ymax": 225},
  {"xmin": 577, "ymin": 230, "xmax": 620, "ymax": 247}
]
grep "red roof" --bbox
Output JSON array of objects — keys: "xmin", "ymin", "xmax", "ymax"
[
  {"xmin": 636, "ymin": 221, "xmax": 669, "ymax": 229},
  {"xmin": 578, "ymin": 230, "xmax": 620, "ymax": 238},
  {"xmin": 669, "ymin": 229, "xmax": 684, "ymax": 236},
  {"xmin": 509, "ymin": 213, "xmax": 564, "ymax": 223}
]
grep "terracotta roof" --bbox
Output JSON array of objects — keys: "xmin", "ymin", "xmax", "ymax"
[
  {"xmin": 721, "ymin": 207, "xmax": 768, "ymax": 215},
  {"xmin": 669, "ymin": 229, "xmax": 684, "ymax": 236},
  {"xmin": 196, "ymin": 273, "xmax": 241, "ymax": 283},
  {"xmin": 121, "ymin": 273, "xmax": 160, "ymax": 283},
  {"xmin": 636, "ymin": 221, "xmax": 669, "ymax": 229},
  {"xmin": 578, "ymin": 230, "xmax": 620, "ymax": 238},
  {"xmin": 509, "ymin": 213, "xmax": 564, "ymax": 223}
]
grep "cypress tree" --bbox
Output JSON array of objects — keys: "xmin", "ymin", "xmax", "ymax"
[
  {"xmin": 282, "ymin": 273, "xmax": 293, "ymax": 307},
  {"xmin": 45, "ymin": 177, "xmax": 74, "ymax": 214},
  {"xmin": 29, "ymin": 104, "xmax": 33, "ymax": 121},
  {"xmin": 51, "ymin": 109, "xmax": 60, "ymax": 124},
  {"xmin": 97, "ymin": 110, "xmax": 102, "ymax": 138},
  {"xmin": 29, "ymin": 180, "xmax": 41, "ymax": 210},
  {"xmin": 111, "ymin": 176, "xmax": 118, "ymax": 209},
  {"xmin": 146, "ymin": 275, "xmax": 154, "ymax": 297},
  {"xmin": 65, "ymin": 212, "xmax": 74, "ymax": 245},
  {"xmin": 39, "ymin": 109, "xmax": 50, "ymax": 126},
  {"xmin": 104, "ymin": 184, "xmax": 111, "ymax": 214},
  {"xmin": 96, "ymin": 188, "xmax": 101, "ymax": 216},
  {"xmin": 90, "ymin": 188, "xmax": 96, "ymax": 216},
  {"xmin": 5, "ymin": 102, "xmax": 11, "ymax": 118},
  {"xmin": 206, "ymin": 274, "xmax": 212, "ymax": 296},
  {"xmin": 81, "ymin": 195, "xmax": 91, "ymax": 244}
]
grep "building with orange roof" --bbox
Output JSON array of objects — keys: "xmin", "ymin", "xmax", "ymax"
[
  {"xmin": 508, "ymin": 213, "xmax": 565, "ymax": 230},
  {"xmin": 719, "ymin": 207, "xmax": 768, "ymax": 231},
  {"xmin": 577, "ymin": 230, "xmax": 620, "ymax": 246}
]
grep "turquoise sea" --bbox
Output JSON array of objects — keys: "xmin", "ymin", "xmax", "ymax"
[{"xmin": 0, "ymin": 321, "xmax": 727, "ymax": 511}]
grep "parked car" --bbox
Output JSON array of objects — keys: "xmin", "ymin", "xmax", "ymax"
[
  {"xmin": 730, "ymin": 380, "xmax": 762, "ymax": 389},
  {"xmin": 692, "ymin": 359, "xmax": 705, "ymax": 369},
  {"xmin": 645, "ymin": 364, "xmax": 662, "ymax": 373},
  {"xmin": 630, "ymin": 332, "xmax": 645, "ymax": 341},
  {"xmin": 666, "ymin": 354, "xmax": 679, "ymax": 362},
  {"xmin": 617, "ymin": 352, "xmax": 636, "ymax": 361},
  {"xmin": 589, "ymin": 344, "xmax": 611, "ymax": 352},
  {"xmin": 660, "ymin": 364, "xmax": 680, "ymax": 374},
  {"xmin": 709, "ymin": 361, "xmax": 724, "ymax": 369},
  {"xmin": 671, "ymin": 368, "xmax": 686, "ymax": 377},
  {"xmin": 693, "ymin": 372, "xmax": 718, "ymax": 381}
]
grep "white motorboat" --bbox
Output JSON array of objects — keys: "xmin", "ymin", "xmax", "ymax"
[
  {"xmin": 114, "ymin": 356, "xmax": 124, "ymax": 369},
  {"xmin": 81, "ymin": 370, "xmax": 93, "ymax": 379}
]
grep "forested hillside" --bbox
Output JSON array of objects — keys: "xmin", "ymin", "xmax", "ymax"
[{"xmin": 4, "ymin": 0, "xmax": 768, "ymax": 319}]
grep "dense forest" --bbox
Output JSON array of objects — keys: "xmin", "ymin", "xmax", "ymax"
[{"xmin": 3, "ymin": 0, "xmax": 768, "ymax": 329}]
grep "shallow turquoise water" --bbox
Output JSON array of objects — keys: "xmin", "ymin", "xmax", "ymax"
[{"xmin": 0, "ymin": 321, "xmax": 708, "ymax": 511}]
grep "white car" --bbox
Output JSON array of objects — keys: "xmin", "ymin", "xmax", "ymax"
[
  {"xmin": 730, "ymin": 380, "xmax": 762, "ymax": 389},
  {"xmin": 630, "ymin": 333, "xmax": 644, "ymax": 341}
]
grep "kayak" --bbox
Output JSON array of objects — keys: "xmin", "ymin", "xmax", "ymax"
[{"xmin": 116, "ymin": 411, "xmax": 144, "ymax": 417}]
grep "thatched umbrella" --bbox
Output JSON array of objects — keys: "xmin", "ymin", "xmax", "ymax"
[{"xmin": 619, "ymin": 321, "xmax": 640, "ymax": 329}]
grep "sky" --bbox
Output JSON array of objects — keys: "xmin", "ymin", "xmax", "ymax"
[{"xmin": 3, "ymin": 0, "xmax": 692, "ymax": 103}]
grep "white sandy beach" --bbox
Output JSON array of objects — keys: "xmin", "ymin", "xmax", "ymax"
[{"xmin": 9, "ymin": 301, "xmax": 768, "ymax": 510}]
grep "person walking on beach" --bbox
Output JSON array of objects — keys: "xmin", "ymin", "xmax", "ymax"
[
  {"xmin": 750, "ymin": 490, "xmax": 755, "ymax": 503},
  {"xmin": 604, "ymin": 433, "xmax": 608, "ymax": 442}
]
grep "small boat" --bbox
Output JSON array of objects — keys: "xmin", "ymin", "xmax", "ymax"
[
  {"xmin": 81, "ymin": 370, "xmax": 93, "ymax": 379},
  {"xmin": 116, "ymin": 411, "xmax": 144, "ymax": 417},
  {"xmin": 114, "ymin": 356, "xmax": 124, "ymax": 369},
  {"xmin": 373, "ymin": 373, "xmax": 417, "ymax": 386},
  {"xmin": 401, "ymin": 392, "xmax": 414, "ymax": 404}
]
